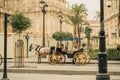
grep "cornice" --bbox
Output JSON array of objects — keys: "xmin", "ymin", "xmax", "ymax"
[{"xmin": 105, "ymin": 12, "xmax": 119, "ymax": 22}]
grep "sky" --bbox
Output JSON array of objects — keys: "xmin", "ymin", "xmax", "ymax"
[{"xmin": 66, "ymin": 0, "xmax": 100, "ymax": 20}]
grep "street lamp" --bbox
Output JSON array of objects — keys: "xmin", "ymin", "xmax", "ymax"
[
  {"xmin": 58, "ymin": 11, "xmax": 63, "ymax": 45},
  {"xmin": 58, "ymin": 10, "xmax": 63, "ymax": 31},
  {"xmin": 96, "ymin": 0, "xmax": 111, "ymax": 80},
  {"xmin": 39, "ymin": 0, "xmax": 48, "ymax": 47},
  {"xmin": 25, "ymin": 34, "xmax": 30, "ymax": 58},
  {"xmin": 1, "ymin": 13, "xmax": 9, "ymax": 80}
]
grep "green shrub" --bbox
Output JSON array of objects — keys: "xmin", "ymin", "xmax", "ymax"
[
  {"xmin": 89, "ymin": 48, "xmax": 99, "ymax": 59},
  {"xmin": 89, "ymin": 48, "xmax": 120, "ymax": 60},
  {"xmin": 82, "ymin": 43, "xmax": 86, "ymax": 47},
  {"xmin": 107, "ymin": 48, "xmax": 119, "ymax": 60}
]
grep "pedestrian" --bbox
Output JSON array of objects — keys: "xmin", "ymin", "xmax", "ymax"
[
  {"xmin": 72, "ymin": 45, "xmax": 79, "ymax": 53},
  {"xmin": 117, "ymin": 44, "xmax": 120, "ymax": 52},
  {"xmin": 116, "ymin": 44, "xmax": 120, "ymax": 59}
]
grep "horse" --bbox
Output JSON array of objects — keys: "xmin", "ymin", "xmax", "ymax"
[{"xmin": 29, "ymin": 44, "xmax": 54, "ymax": 63}]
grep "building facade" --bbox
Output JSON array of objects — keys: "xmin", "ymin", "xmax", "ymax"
[
  {"xmin": 104, "ymin": 0, "xmax": 120, "ymax": 47},
  {"xmin": 0, "ymin": 0, "xmax": 73, "ymax": 58},
  {"xmin": 88, "ymin": 20, "xmax": 100, "ymax": 48}
]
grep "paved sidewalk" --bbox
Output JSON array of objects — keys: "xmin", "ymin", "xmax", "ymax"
[
  {"xmin": 0, "ymin": 57, "xmax": 120, "ymax": 75},
  {"xmin": 0, "ymin": 73, "xmax": 120, "ymax": 80}
]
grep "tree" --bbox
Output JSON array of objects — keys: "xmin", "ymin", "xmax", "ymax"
[
  {"xmin": 52, "ymin": 31, "xmax": 65, "ymax": 41},
  {"xmin": 85, "ymin": 26, "xmax": 92, "ymax": 51},
  {"xmin": 69, "ymin": 4, "xmax": 88, "ymax": 48},
  {"xmin": 65, "ymin": 32, "xmax": 73, "ymax": 47},
  {"xmin": 70, "ymin": 4, "xmax": 87, "ymax": 16},
  {"xmin": 67, "ymin": 15, "xmax": 81, "ymax": 38},
  {"xmin": 52, "ymin": 31, "xmax": 65, "ymax": 46},
  {"xmin": 10, "ymin": 12, "xmax": 31, "ymax": 67},
  {"xmin": 65, "ymin": 32, "xmax": 73, "ymax": 38},
  {"xmin": 52, "ymin": 31, "xmax": 73, "ymax": 46},
  {"xmin": 94, "ymin": 11, "xmax": 100, "ymax": 20},
  {"xmin": 10, "ymin": 12, "xmax": 31, "ymax": 39}
]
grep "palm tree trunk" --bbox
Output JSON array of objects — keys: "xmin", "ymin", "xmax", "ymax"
[
  {"xmin": 73, "ymin": 25, "xmax": 77, "ymax": 46},
  {"xmin": 77, "ymin": 24, "xmax": 81, "ymax": 49},
  {"xmin": 74, "ymin": 25, "xmax": 77, "ymax": 38}
]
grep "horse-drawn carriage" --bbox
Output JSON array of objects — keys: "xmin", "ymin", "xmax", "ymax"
[
  {"xmin": 29, "ymin": 38, "xmax": 90, "ymax": 65},
  {"xmin": 48, "ymin": 38, "xmax": 90, "ymax": 65},
  {"xmin": 48, "ymin": 47, "xmax": 90, "ymax": 65}
]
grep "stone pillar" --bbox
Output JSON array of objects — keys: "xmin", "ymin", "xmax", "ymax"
[{"xmin": 16, "ymin": 40, "xmax": 24, "ymax": 68}]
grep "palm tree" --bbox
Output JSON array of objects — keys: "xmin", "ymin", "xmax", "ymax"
[
  {"xmin": 85, "ymin": 26, "xmax": 92, "ymax": 51},
  {"xmin": 68, "ymin": 4, "xmax": 87, "ymax": 47},
  {"xmin": 67, "ymin": 15, "xmax": 81, "ymax": 38},
  {"xmin": 70, "ymin": 4, "xmax": 87, "ymax": 16},
  {"xmin": 94, "ymin": 11, "xmax": 100, "ymax": 20}
]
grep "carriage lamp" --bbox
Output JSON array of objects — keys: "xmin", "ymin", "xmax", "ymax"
[{"xmin": 39, "ymin": 0, "xmax": 48, "ymax": 47}]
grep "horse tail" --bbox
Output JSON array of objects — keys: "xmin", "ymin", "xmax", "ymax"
[{"xmin": 29, "ymin": 44, "xmax": 32, "ymax": 51}]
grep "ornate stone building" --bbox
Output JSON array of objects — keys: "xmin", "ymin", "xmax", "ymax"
[
  {"xmin": 88, "ymin": 20, "xmax": 100, "ymax": 48},
  {"xmin": 0, "ymin": 0, "xmax": 73, "ymax": 58},
  {"xmin": 104, "ymin": 0, "xmax": 120, "ymax": 47},
  {"xmin": 1, "ymin": 0, "xmax": 72, "ymax": 43}
]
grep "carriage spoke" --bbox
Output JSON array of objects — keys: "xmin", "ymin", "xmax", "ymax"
[
  {"xmin": 84, "ymin": 52, "xmax": 90, "ymax": 64},
  {"xmin": 48, "ymin": 54, "xmax": 57, "ymax": 64},
  {"xmin": 57, "ymin": 53, "xmax": 66, "ymax": 64},
  {"xmin": 73, "ymin": 52, "xmax": 87, "ymax": 65}
]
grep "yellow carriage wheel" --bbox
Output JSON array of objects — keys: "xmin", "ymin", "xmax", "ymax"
[
  {"xmin": 57, "ymin": 53, "xmax": 66, "ymax": 64},
  {"xmin": 0, "ymin": 54, "xmax": 2, "ymax": 65},
  {"xmin": 73, "ymin": 52, "xmax": 87, "ymax": 65},
  {"xmin": 84, "ymin": 52, "xmax": 91, "ymax": 64},
  {"xmin": 48, "ymin": 54, "xmax": 57, "ymax": 64}
]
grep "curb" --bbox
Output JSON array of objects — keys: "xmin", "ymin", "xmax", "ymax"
[{"xmin": 0, "ymin": 69, "xmax": 120, "ymax": 75}]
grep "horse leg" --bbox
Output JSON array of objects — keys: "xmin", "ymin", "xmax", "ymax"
[
  {"xmin": 39, "ymin": 55, "xmax": 41, "ymax": 63},
  {"xmin": 38, "ymin": 54, "xmax": 42, "ymax": 63},
  {"xmin": 38, "ymin": 54, "xmax": 41, "ymax": 64},
  {"xmin": 38, "ymin": 55, "xmax": 40, "ymax": 64}
]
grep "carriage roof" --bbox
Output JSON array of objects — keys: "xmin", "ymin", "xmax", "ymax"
[{"xmin": 61, "ymin": 38, "xmax": 83, "ymax": 41}]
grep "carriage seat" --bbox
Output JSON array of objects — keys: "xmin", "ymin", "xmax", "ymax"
[{"xmin": 50, "ymin": 46, "xmax": 55, "ymax": 50}]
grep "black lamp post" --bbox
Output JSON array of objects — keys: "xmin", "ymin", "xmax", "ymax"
[
  {"xmin": 1, "ymin": 13, "xmax": 9, "ymax": 80},
  {"xmin": 58, "ymin": 11, "xmax": 63, "ymax": 45},
  {"xmin": 96, "ymin": 0, "xmax": 111, "ymax": 80},
  {"xmin": 58, "ymin": 11, "xmax": 63, "ymax": 31},
  {"xmin": 25, "ymin": 34, "xmax": 30, "ymax": 58},
  {"xmin": 39, "ymin": 0, "xmax": 48, "ymax": 47}
]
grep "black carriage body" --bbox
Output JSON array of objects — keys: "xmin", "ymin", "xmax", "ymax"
[{"xmin": 55, "ymin": 47, "xmax": 82, "ymax": 58}]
